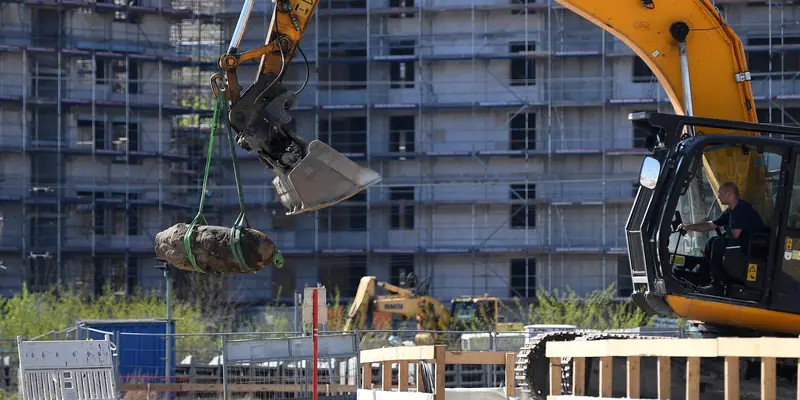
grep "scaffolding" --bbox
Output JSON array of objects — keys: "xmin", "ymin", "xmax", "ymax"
[
  {"xmin": 0, "ymin": 0, "xmax": 798, "ymax": 303},
  {"xmin": 0, "ymin": 0, "xmax": 226, "ymax": 296}
]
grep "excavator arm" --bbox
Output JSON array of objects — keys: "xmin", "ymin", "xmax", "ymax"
[
  {"xmin": 555, "ymin": 0, "xmax": 769, "ymax": 213},
  {"xmin": 210, "ymin": 0, "xmax": 381, "ymax": 216},
  {"xmin": 343, "ymin": 276, "xmax": 451, "ymax": 332}
]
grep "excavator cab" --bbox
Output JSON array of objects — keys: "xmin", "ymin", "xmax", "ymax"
[
  {"xmin": 628, "ymin": 111, "xmax": 800, "ymax": 336},
  {"xmin": 449, "ymin": 295, "xmax": 498, "ymax": 331}
]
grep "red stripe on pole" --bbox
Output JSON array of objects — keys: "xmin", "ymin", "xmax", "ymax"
[{"xmin": 312, "ymin": 288, "xmax": 319, "ymax": 400}]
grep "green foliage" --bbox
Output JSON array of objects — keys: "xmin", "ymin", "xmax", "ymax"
[
  {"xmin": 0, "ymin": 283, "xmax": 219, "ymax": 358},
  {"xmin": 0, "ymin": 390, "xmax": 19, "ymax": 400},
  {"xmin": 503, "ymin": 284, "xmax": 650, "ymax": 330},
  {"xmin": 0, "ymin": 282, "xmax": 650, "ymax": 357}
]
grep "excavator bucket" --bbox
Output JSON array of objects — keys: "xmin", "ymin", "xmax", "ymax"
[{"xmin": 272, "ymin": 140, "xmax": 382, "ymax": 215}]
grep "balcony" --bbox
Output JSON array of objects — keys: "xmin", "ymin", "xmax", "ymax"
[
  {"xmin": 0, "ymin": 130, "xmax": 181, "ymax": 159},
  {"xmin": 276, "ymin": 76, "xmax": 613, "ymax": 109},
  {"xmin": 0, "ymin": 26, "xmax": 173, "ymax": 57},
  {"xmin": 253, "ymin": 223, "xmax": 623, "ymax": 253},
  {"xmin": 64, "ymin": 233, "xmax": 155, "ymax": 253},
  {"xmin": 0, "ymin": 175, "xmax": 190, "ymax": 208},
  {"xmin": 0, "ymin": 73, "xmax": 175, "ymax": 109}
]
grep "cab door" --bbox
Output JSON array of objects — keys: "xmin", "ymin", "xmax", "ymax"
[{"xmin": 769, "ymin": 149, "xmax": 800, "ymax": 314}]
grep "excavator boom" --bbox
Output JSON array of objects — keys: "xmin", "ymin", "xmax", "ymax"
[
  {"xmin": 343, "ymin": 276, "xmax": 450, "ymax": 332},
  {"xmin": 211, "ymin": 0, "xmax": 381, "ymax": 217},
  {"xmin": 554, "ymin": 0, "xmax": 767, "ymax": 214},
  {"xmin": 556, "ymin": 0, "xmax": 756, "ymax": 121}
]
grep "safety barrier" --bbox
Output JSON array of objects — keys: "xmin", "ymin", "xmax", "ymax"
[
  {"xmin": 359, "ymin": 344, "xmax": 517, "ymax": 400},
  {"xmin": 16, "ymin": 334, "xmax": 119, "ymax": 400},
  {"xmin": 546, "ymin": 337, "xmax": 800, "ymax": 400}
]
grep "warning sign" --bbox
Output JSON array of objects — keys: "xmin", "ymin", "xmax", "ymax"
[
  {"xmin": 747, "ymin": 263, "xmax": 758, "ymax": 282},
  {"xmin": 787, "ymin": 238, "xmax": 794, "ymax": 250}
]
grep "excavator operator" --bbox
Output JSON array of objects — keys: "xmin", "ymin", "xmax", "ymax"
[{"xmin": 678, "ymin": 182, "xmax": 767, "ymax": 295}]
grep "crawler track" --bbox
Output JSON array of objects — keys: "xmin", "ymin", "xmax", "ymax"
[
  {"xmin": 513, "ymin": 331, "xmax": 585, "ymax": 399},
  {"xmin": 514, "ymin": 331, "xmax": 669, "ymax": 399}
]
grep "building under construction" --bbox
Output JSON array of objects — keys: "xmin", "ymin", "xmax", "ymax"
[{"xmin": 0, "ymin": 0, "xmax": 797, "ymax": 304}]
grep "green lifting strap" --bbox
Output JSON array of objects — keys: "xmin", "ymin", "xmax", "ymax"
[
  {"xmin": 183, "ymin": 91, "xmax": 284, "ymax": 274},
  {"xmin": 182, "ymin": 92, "xmax": 225, "ymax": 274},
  {"xmin": 222, "ymin": 100, "xmax": 256, "ymax": 273},
  {"xmin": 222, "ymin": 104, "xmax": 285, "ymax": 270}
]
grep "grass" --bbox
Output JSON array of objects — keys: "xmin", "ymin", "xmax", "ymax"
[{"xmin": 0, "ymin": 391, "xmax": 17, "ymax": 400}]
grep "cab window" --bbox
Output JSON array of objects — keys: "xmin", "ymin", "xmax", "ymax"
[{"xmin": 668, "ymin": 144, "xmax": 781, "ymax": 257}]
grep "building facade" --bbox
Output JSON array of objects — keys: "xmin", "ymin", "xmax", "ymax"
[{"xmin": 0, "ymin": 0, "xmax": 797, "ymax": 304}]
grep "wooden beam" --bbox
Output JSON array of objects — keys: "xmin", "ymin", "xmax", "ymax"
[
  {"xmin": 505, "ymin": 352, "xmax": 517, "ymax": 397},
  {"xmin": 762, "ymin": 357, "xmax": 776, "ymax": 400},
  {"xmin": 549, "ymin": 357, "xmax": 561, "ymax": 396},
  {"xmin": 599, "ymin": 356, "xmax": 612, "ymax": 398},
  {"xmin": 657, "ymin": 356, "xmax": 670, "ymax": 400},
  {"xmin": 724, "ymin": 356, "xmax": 739, "ymax": 400},
  {"xmin": 627, "ymin": 356, "xmax": 640, "ymax": 399},
  {"xmin": 572, "ymin": 357, "xmax": 586, "ymax": 396},
  {"xmin": 546, "ymin": 339, "xmax": 718, "ymax": 358},
  {"xmin": 362, "ymin": 363, "xmax": 372, "ymax": 389},
  {"xmin": 545, "ymin": 337, "xmax": 800, "ymax": 360},
  {"xmin": 718, "ymin": 338, "xmax": 800, "ymax": 358},
  {"xmin": 434, "ymin": 346, "xmax": 446, "ymax": 400},
  {"xmin": 382, "ymin": 361, "xmax": 393, "ymax": 391},
  {"xmin": 360, "ymin": 345, "xmax": 436, "ymax": 364},
  {"xmin": 399, "ymin": 360, "xmax": 409, "ymax": 391},
  {"xmin": 686, "ymin": 357, "xmax": 700, "ymax": 400}
]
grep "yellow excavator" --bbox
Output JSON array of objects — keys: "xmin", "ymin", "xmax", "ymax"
[
  {"xmin": 512, "ymin": 0, "xmax": 800, "ymax": 398},
  {"xmin": 205, "ymin": 0, "xmax": 800, "ymax": 397},
  {"xmin": 343, "ymin": 273, "xmax": 522, "ymax": 345}
]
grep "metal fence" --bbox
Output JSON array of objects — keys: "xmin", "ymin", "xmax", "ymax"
[{"xmin": 0, "ymin": 326, "xmax": 686, "ymax": 399}]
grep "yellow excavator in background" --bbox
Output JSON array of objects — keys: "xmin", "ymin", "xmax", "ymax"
[{"xmin": 343, "ymin": 273, "xmax": 523, "ymax": 345}]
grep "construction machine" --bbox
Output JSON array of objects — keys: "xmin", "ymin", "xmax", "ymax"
[
  {"xmin": 203, "ymin": 0, "xmax": 800, "ymax": 397},
  {"xmin": 208, "ymin": 0, "xmax": 381, "ymax": 217},
  {"xmin": 343, "ymin": 274, "xmax": 522, "ymax": 345},
  {"xmin": 509, "ymin": 0, "xmax": 800, "ymax": 398}
]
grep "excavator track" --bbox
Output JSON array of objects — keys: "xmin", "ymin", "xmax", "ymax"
[
  {"xmin": 513, "ymin": 330, "xmax": 586, "ymax": 399},
  {"xmin": 514, "ymin": 331, "xmax": 671, "ymax": 399}
]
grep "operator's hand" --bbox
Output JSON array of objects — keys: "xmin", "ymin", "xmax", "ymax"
[{"xmin": 677, "ymin": 223, "xmax": 689, "ymax": 232}]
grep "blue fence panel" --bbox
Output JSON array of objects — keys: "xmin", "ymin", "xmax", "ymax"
[{"xmin": 76, "ymin": 318, "xmax": 176, "ymax": 384}]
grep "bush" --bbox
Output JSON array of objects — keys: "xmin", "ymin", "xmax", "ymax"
[
  {"xmin": 0, "ymin": 390, "xmax": 18, "ymax": 400},
  {"xmin": 0, "ymin": 283, "xmax": 221, "ymax": 358},
  {"xmin": 503, "ymin": 284, "xmax": 650, "ymax": 330}
]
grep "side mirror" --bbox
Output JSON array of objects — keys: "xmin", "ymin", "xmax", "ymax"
[{"xmin": 639, "ymin": 156, "xmax": 661, "ymax": 189}]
